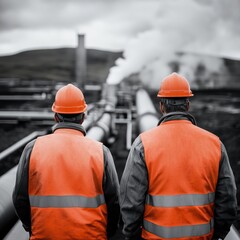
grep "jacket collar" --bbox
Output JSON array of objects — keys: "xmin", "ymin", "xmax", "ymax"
[
  {"xmin": 158, "ymin": 111, "xmax": 197, "ymax": 126},
  {"xmin": 52, "ymin": 122, "xmax": 86, "ymax": 136}
]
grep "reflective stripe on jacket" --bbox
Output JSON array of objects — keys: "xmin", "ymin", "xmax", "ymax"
[
  {"xmin": 140, "ymin": 119, "xmax": 221, "ymax": 239},
  {"xmin": 29, "ymin": 128, "xmax": 107, "ymax": 240}
]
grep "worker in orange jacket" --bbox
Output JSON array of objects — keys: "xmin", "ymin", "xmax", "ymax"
[
  {"xmin": 120, "ymin": 73, "xmax": 237, "ymax": 240},
  {"xmin": 12, "ymin": 84, "xmax": 120, "ymax": 240}
]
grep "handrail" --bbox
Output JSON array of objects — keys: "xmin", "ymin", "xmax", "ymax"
[{"xmin": 0, "ymin": 130, "xmax": 48, "ymax": 162}]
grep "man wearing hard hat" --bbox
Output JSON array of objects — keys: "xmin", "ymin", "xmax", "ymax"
[
  {"xmin": 120, "ymin": 73, "xmax": 237, "ymax": 240},
  {"xmin": 12, "ymin": 84, "xmax": 120, "ymax": 239}
]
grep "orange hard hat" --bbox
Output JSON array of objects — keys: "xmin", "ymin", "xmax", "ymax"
[
  {"xmin": 52, "ymin": 84, "xmax": 87, "ymax": 114},
  {"xmin": 157, "ymin": 72, "xmax": 193, "ymax": 98}
]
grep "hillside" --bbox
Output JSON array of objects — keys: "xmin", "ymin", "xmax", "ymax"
[
  {"xmin": 1, "ymin": 48, "xmax": 240, "ymax": 89},
  {"xmin": 0, "ymin": 48, "xmax": 122, "ymax": 84}
]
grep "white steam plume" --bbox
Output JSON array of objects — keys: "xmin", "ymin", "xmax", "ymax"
[
  {"xmin": 140, "ymin": 54, "xmax": 228, "ymax": 89},
  {"xmin": 106, "ymin": 0, "xmax": 240, "ymax": 86}
]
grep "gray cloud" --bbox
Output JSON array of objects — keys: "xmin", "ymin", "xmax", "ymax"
[
  {"xmin": 0, "ymin": 0, "xmax": 108, "ymax": 30},
  {"xmin": 106, "ymin": 0, "xmax": 240, "ymax": 85},
  {"xmin": 0, "ymin": 0, "xmax": 239, "ymax": 59}
]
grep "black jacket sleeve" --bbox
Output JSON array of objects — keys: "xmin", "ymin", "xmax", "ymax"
[
  {"xmin": 120, "ymin": 136, "xmax": 148, "ymax": 240},
  {"xmin": 102, "ymin": 145, "xmax": 120, "ymax": 238},
  {"xmin": 12, "ymin": 140, "xmax": 35, "ymax": 233},
  {"xmin": 213, "ymin": 142, "xmax": 238, "ymax": 239}
]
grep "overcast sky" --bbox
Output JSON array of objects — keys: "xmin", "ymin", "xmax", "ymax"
[{"xmin": 0, "ymin": 0, "xmax": 240, "ymax": 59}]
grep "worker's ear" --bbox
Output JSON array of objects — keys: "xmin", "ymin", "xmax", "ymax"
[
  {"xmin": 79, "ymin": 113, "xmax": 85, "ymax": 124},
  {"xmin": 186, "ymin": 100, "xmax": 190, "ymax": 111},
  {"xmin": 54, "ymin": 113, "xmax": 60, "ymax": 123},
  {"xmin": 160, "ymin": 102, "xmax": 165, "ymax": 114}
]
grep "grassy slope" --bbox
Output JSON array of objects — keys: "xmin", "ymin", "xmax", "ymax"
[{"xmin": 0, "ymin": 48, "xmax": 122, "ymax": 84}]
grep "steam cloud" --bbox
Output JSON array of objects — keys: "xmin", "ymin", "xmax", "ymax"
[
  {"xmin": 106, "ymin": 0, "xmax": 240, "ymax": 88},
  {"xmin": 0, "ymin": 0, "xmax": 239, "ymax": 87}
]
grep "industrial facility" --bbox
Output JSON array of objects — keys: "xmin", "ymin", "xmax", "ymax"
[{"xmin": 0, "ymin": 34, "xmax": 240, "ymax": 239}]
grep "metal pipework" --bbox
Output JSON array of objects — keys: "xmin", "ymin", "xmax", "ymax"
[
  {"xmin": 87, "ymin": 84, "xmax": 117, "ymax": 142},
  {"xmin": 136, "ymin": 88, "xmax": 159, "ymax": 133},
  {"xmin": 3, "ymin": 219, "xmax": 28, "ymax": 240},
  {"xmin": 225, "ymin": 226, "xmax": 240, "ymax": 240},
  {"xmin": 0, "ymin": 166, "xmax": 18, "ymax": 239},
  {"xmin": 101, "ymin": 83, "xmax": 117, "ymax": 108},
  {"xmin": 0, "ymin": 131, "xmax": 47, "ymax": 162},
  {"xmin": 86, "ymin": 105, "xmax": 112, "ymax": 141},
  {"xmin": 0, "ymin": 104, "xmax": 94, "ymax": 127}
]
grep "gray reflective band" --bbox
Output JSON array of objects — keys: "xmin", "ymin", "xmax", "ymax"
[
  {"xmin": 143, "ymin": 219, "xmax": 214, "ymax": 238},
  {"xmin": 29, "ymin": 194, "xmax": 105, "ymax": 208},
  {"xmin": 146, "ymin": 192, "xmax": 215, "ymax": 207}
]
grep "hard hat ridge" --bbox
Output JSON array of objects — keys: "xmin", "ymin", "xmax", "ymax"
[
  {"xmin": 52, "ymin": 84, "xmax": 87, "ymax": 114},
  {"xmin": 157, "ymin": 72, "xmax": 193, "ymax": 98}
]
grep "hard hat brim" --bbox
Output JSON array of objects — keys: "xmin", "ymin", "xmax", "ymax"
[{"xmin": 52, "ymin": 103, "xmax": 87, "ymax": 114}]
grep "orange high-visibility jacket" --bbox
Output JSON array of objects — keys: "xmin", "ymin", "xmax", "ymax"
[
  {"xmin": 28, "ymin": 128, "xmax": 107, "ymax": 240},
  {"xmin": 140, "ymin": 120, "xmax": 221, "ymax": 240}
]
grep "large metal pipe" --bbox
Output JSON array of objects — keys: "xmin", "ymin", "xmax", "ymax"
[
  {"xmin": 136, "ymin": 88, "xmax": 159, "ymax": 133},
  {"xmin": 225, "ymin": 225, "xmax": 240, "ymax": 240},
  {"xmin": 3, "ymin": 220, "xmax": 28, "ymax": 240},
  {"xmin": 0, "ymin": 131, "xmax": 47, "ymax": 162},
  {"xmin": 86, "ymin": 84, "xmax": 117, "ymax": 142},
  {"xmin": 86, "ymin": 105, "xmax": 112, "ymax": 142},
  {"xmin": 0, "ymin": 166, "xmax": 18, "ymax": 239},
  {"xmin": 0, "ymin": 130, "xmax": 49, "ymax": 239},
  {"xmin": 0, "ymin": 104, "xmax": 94, "ymax": 124}
]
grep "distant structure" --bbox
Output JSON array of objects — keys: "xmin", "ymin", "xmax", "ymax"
[{"xmin": 75, "ymin": 34, "xmax": 87, "ymax": 88}]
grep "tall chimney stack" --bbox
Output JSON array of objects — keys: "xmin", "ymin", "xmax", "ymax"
[{"xmin": 75, "ymin": 34, "xmax": 87, "ymax": 88}]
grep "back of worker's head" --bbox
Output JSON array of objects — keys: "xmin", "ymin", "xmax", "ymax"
[
  {"xmin": 52, "ymin": 84, "xmax": 87, "ymax": 124},
  {"xmin": 157, "ymin": 72, "xmax": 193, "ymax": 114}
]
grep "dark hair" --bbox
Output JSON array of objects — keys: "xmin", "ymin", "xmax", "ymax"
[
  {"xmin": 160, "ymin": 98, "xmax": 189, "ymax": 113},
  {"xmin": 55, "ymin": 113, "xmax": 84, "ymax": 123}
]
